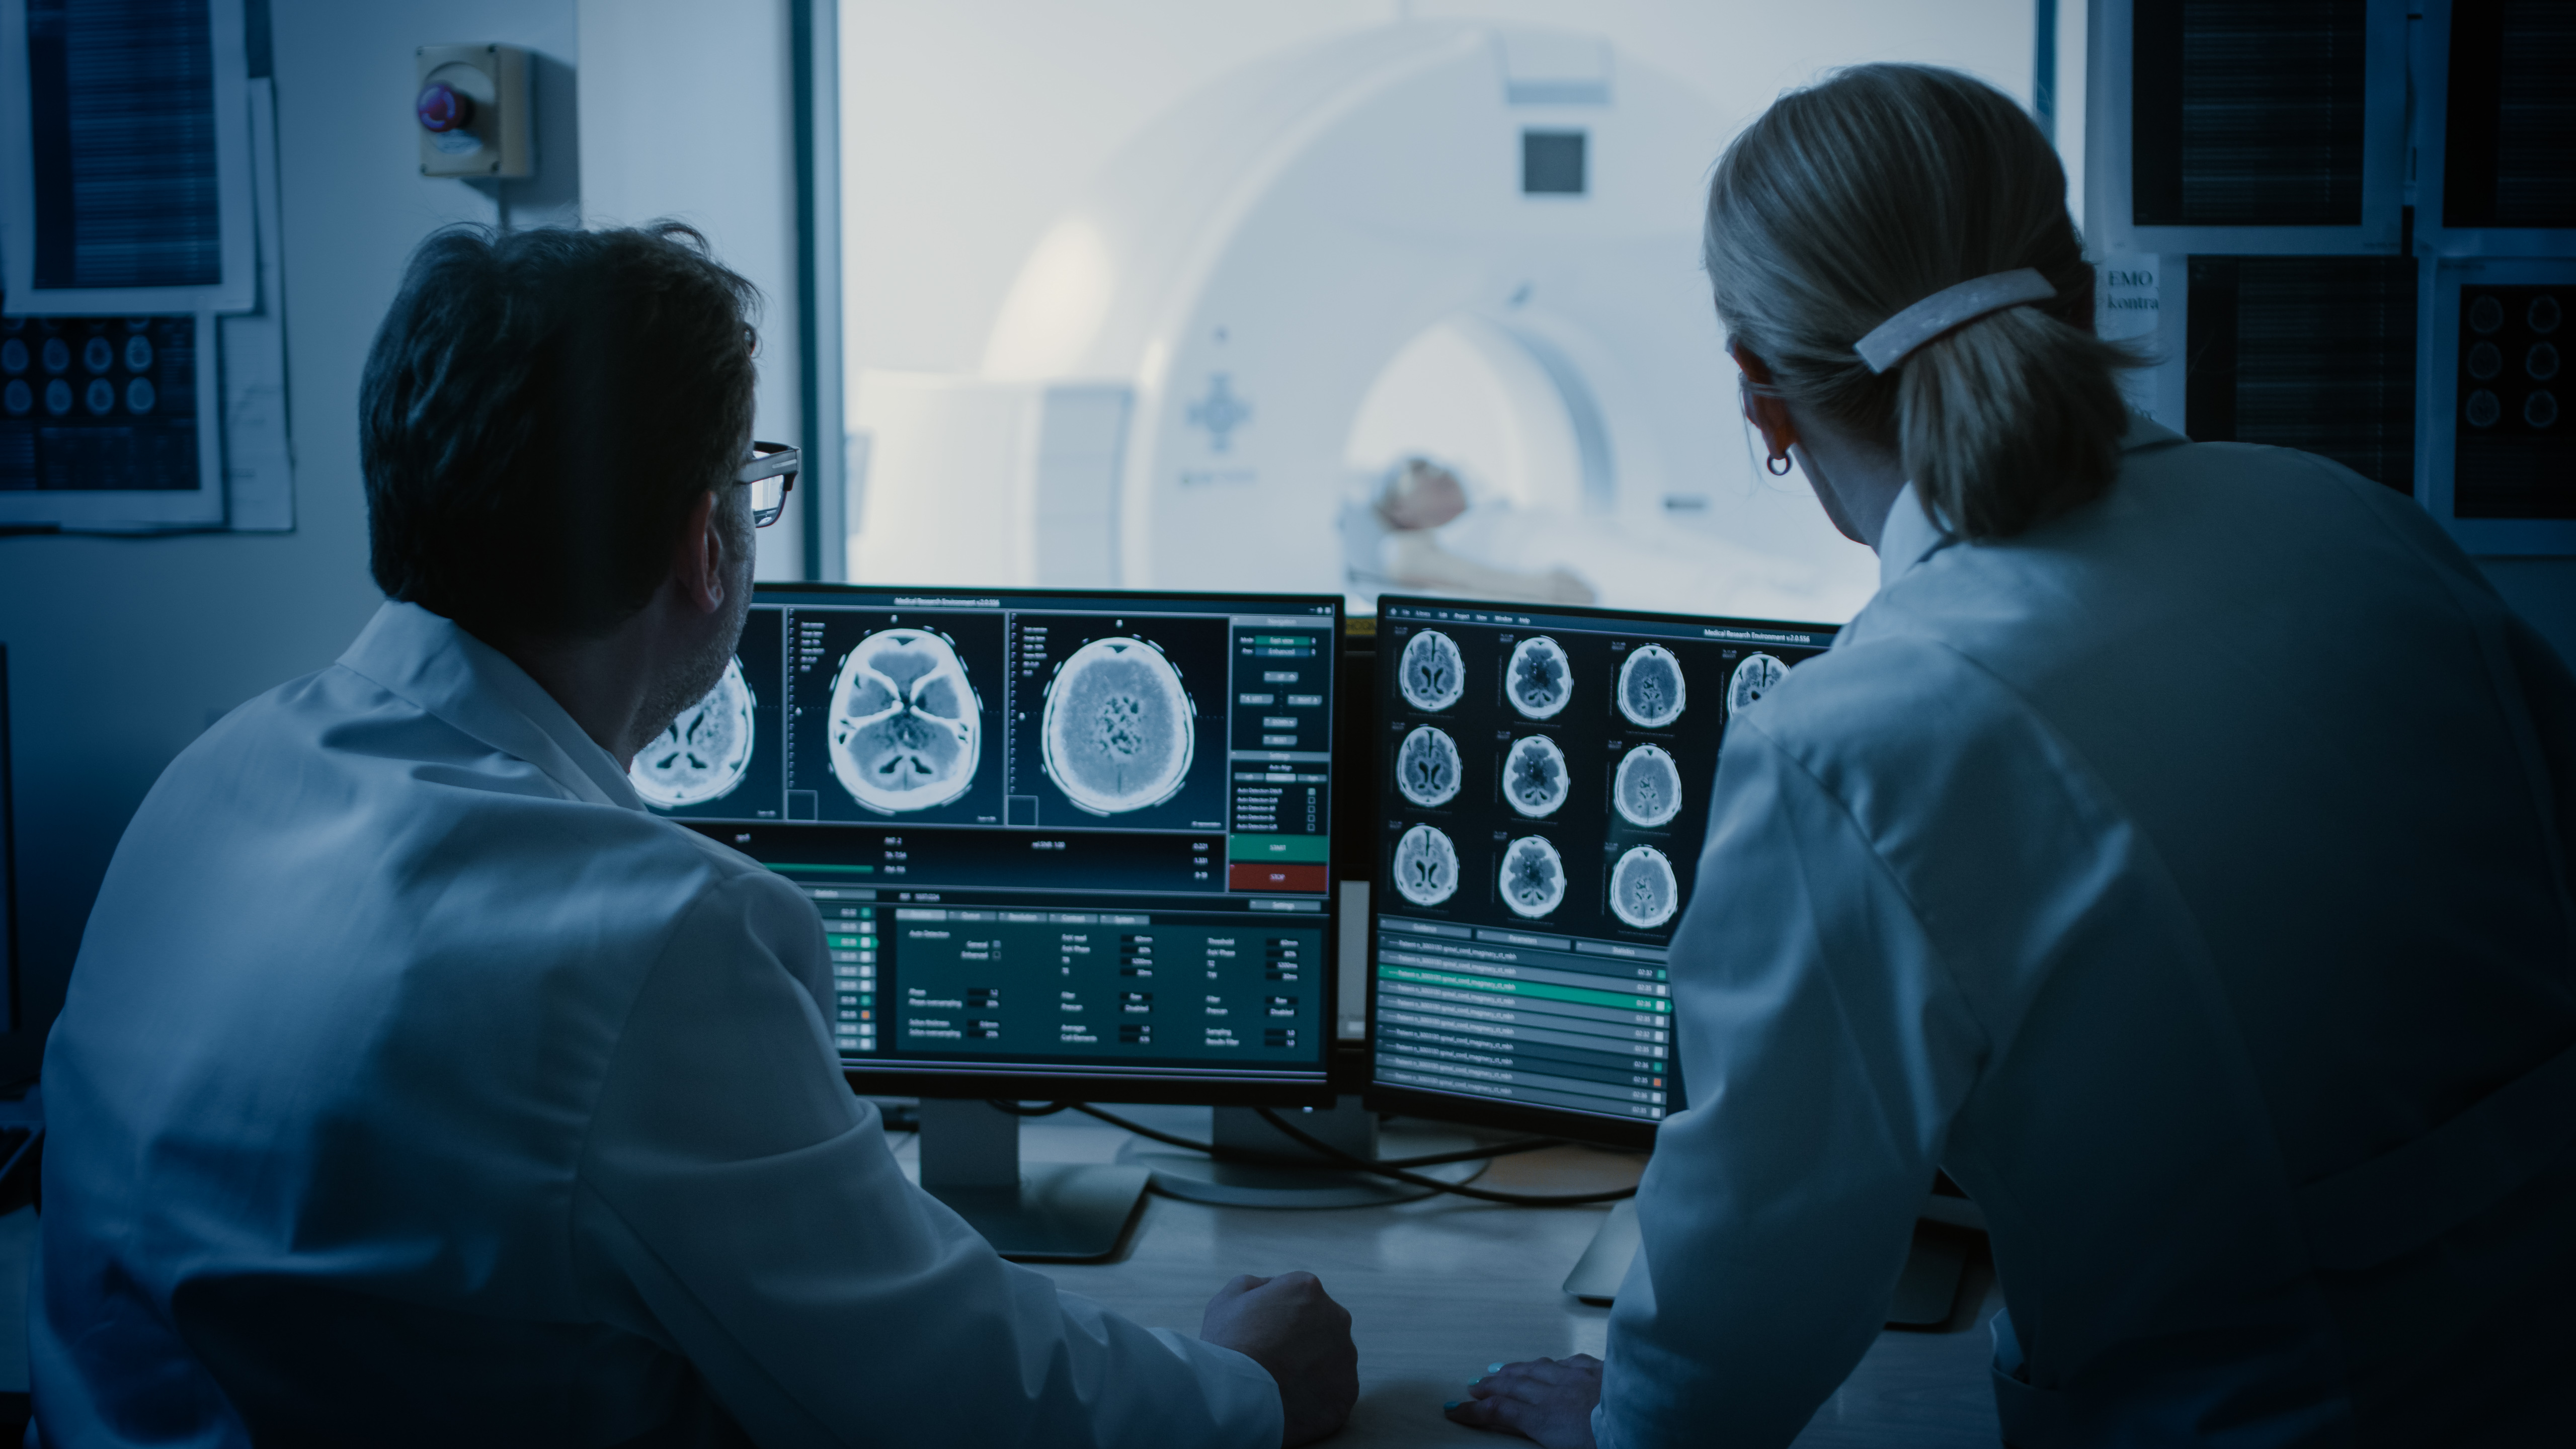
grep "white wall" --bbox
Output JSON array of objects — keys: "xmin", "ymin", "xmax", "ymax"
[
  {"xmin": 579, "ymin": 0, "xmax": 808, "ymax": 580},
  {"xmin": 837, "ymin": 0, "xmax": 2039, "ymax": 385}
]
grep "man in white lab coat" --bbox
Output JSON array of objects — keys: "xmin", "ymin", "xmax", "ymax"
[{"xmin": 33, "ymin": 223, "xmax": 1354, "ymax": 1447}]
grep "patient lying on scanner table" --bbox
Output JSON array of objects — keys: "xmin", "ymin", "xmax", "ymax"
[{"xmin": 1343, "ymin": 454, "xmax": 1854, "ymax": 621}]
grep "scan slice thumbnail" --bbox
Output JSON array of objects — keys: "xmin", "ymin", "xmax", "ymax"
[
  {"xmin": 632, "ymin": 655, "xmax": 756, "ymax": 809},
  {"xmin": 1042, "ymin": 636, "xmax": 1195, "ymax": 815},
  {"xmin": 1505, "ymin": 635, "xmax": 1573, "ymax": 719},
  {"xmin": 1498, "ymin": 835, "xmax": 1567, "ymax": 919},
  {"xmin": 1609, "ymin": 845, "xmax": 1679, "ymax": 930},
  {"xmin": 1396, "ymin": 726, "xmax": 1463, "ymax": 808},
  {"xmin": 1502, "ymin": 734, "xmax": 1570, "ymax": 818},
  {"xmin": 1728, "ymin": 653, "xmax": 1787, "ymax": 715},
  {"xmin": 1613, "ymin": 745, "xmax": 1684, "ymax": 829},
  {"xmin": 1399, "ymin": 630, "xmax": 1467, "ymax": 712},
  {"xmin": 1392, "ymin": 823, "xmax": 1462, "ymax": 906},
  {"xmin": 829, "ymin": 628, "xmax": 983, "ymax": 813},
  {"xmin": 1617, "ymin": 645, "xmax": 1686, "ymax": 729}
]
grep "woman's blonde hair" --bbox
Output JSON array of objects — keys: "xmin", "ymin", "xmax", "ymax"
[{"xmin": 1704, "ymin": 64, "xmax": 2137, "ymax": 540}]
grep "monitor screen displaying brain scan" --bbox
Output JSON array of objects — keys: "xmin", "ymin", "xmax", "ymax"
[
  {"xmin": 1617, "ymin": 645, "xmax": 1686, "ymax": 728},
  {"xmin": 1505, "ymin": 635, "xmax": 1572, "ymax": 719},
  {"xmin": 1501, "ymin": 734, "xmax": 1569, "ymax": 818},
  {"xmin": 1392, "ymin": 823, "xmax": 1461, "ymax": 906},
  {"xmin": 679, "ymin": 586, "xmax": 1342, "ymax": 1095},
  {"xmin": 1728, "ymin": 653, "xmax": 1787, "ymax": 715},
  {"xmin": 1612, "ymin": 744, "xmax": 1683, "ymax": 829},
  {"xmin": 1608, "ymin": 845, "xmax": 1678, "ymax": 929},
  {"xmin": 1395, "ymin": 725, "xmax": 1463, "ymax": 808},
  {"xmin": 1498, "ymin": 835, "xmax": 1567, "ymax": 918},
  {"xmin": 1041, "ymin": 636, "xmax": 1195, "ymax": 815},
  {"xmin": 829, "ymin": 628, "xmax": 983, "ymax": 814},
  {"xmin": 632, "ymin": 656, "xmax": 758, "ymax": 809},
  {"xmin": 1371, "ymin": 596, "xmax": 1838, "ymax": 1136},
  {"xmin": 1398, "ymin": 629, "xmax": 1466, "ymax": 711}
]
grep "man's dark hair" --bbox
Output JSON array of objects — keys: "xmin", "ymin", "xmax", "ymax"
[{"xmin": 360, "ymin": 223, "xmax": 761, "ymax": 642}]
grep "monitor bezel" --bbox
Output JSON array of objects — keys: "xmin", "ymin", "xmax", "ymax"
[
  {"xmin": 1357, "ymin": 593, "xmax": 1843, "ymax": 1150},
  {"xmin": 735, "ymin": 582, "xmax": 1347, "ymax": 1109}
]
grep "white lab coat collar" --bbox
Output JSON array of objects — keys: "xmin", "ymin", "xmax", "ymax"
[
  {"xmin": 1875, "ymin": 412, "xmax": 2192, "ymax": 591},
  {"xmin": 336, "ymin": 601, "xmax": 643, "ymax": 810},
  {"xmin": 1877, "ymin": 485, "xmax": 1951, "ymax": 591}
]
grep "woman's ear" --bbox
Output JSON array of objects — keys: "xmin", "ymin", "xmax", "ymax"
[{"xmin": 1728, "ymin": 341, "xmax": 1799, "ymax": 464}]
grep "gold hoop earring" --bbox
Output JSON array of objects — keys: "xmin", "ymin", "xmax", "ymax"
[{"xmin": 1765, "ymin": 453, "xmax": 1793, "ymax": 476}]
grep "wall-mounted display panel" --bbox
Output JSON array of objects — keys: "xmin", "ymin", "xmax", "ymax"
[
  {"xmin": 2413, "ymin": 0, "xmax": 2576, "ymax": 259},
  {"xmin": 2085, "ymin": 0, "xmax": 2408, "ymax": 257},
  {"xmin": 2418, "ymin": 256, "xmax": 2576, "ymax": 554}
]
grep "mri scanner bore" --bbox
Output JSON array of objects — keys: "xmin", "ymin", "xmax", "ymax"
[
  {"xmin": 1499, "ymin": 835, "xmax": 1568, "ymax": 919},
  {"xmin": 1393, "ymin": 822, "xmax": 1462, "ymax": 906},
  {"xmin": 1396, "ymin": 725, "xmax": 1463, "ymax": 808},
  {"xmin": 1505, "ymin": 635, "xmax": 1573, "ymax": 719},
  {"xmin": 631, "ymin": 656, "xmax": 758, "ymax": 809},
  {"xmin": 828, "ymin": 629, "xmax": 984, "ymax": 814},
  {"xmin": 1617, "ymin": 644, "xmax": 1686, "ymax": 728},
  {"xmin": 1040, "ymin": 636, "xmax": 1196, "ymax": 816},
  {"xmin": 1398, "ymin": 628, "xmax": 1467, "ymax": 712},
  {"xmin": 1502, "ymin": 734, "xmax": 1570, "ymax": 818}
]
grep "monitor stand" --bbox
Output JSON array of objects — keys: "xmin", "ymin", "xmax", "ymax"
[
  {"xmin": 1120, "ymin": 1098, "xmax": 1483, "ymax": 1208},
  {"xmin": 917, "ymin": 1099, "xmax": 1151, "ymax": 1263},
  {"xmin": 1562, "ymin": 1191, "xmax": 1982, "ymax": 1326}
]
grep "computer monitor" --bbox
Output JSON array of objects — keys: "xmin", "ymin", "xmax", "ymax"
[
  {"xmin": 1361, "ymin": 594, "xmax": 1839, "ymax": 1150},
  {"xmin": 649, "ymin": 584, "xmax": 1344, "ymax": 1257}
]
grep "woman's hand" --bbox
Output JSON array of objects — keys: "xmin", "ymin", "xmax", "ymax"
[{"xmin": 1444, "ymin": 1353, "xmax": 1603, "ymax": 1447}]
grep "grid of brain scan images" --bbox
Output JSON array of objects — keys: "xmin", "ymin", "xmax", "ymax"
[
  {"xmin": 1370, "ymin": 596, "xmax": 1837, "ymax": 1125},
  {"xmin": 635, "ymin": 587, "xmax": 1342, "ymax": 1081}
]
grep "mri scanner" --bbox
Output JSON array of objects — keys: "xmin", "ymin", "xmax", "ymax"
[{"xmin": 852, "ymin": 21, "xmax": 1879, "ymax": 621}]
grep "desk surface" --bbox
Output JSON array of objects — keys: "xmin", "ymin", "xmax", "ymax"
[{"xmin": 892, "ymin": 1108, "xmax": 2002, "ymax": 1449}]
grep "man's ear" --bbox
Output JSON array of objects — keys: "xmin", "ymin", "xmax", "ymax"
[
  {"xmin": 1728, "ymin": 341, "xmax": 1798, "ymax": 463},
  {"xmin": 672, "ymin": 489, "xmax": 727, "ymax": 615}
]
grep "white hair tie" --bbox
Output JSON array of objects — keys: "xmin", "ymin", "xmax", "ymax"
[{"xmin": 1854, "ymin": 268, "xmax": 2058, "ymax": 374}]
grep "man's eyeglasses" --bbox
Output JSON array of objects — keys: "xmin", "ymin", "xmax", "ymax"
[{"xmin": 736, "ymin": 442, "xmax": 800, "ymax": 528}]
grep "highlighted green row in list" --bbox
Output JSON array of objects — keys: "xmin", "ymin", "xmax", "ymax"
[
  {"xmin": 1379, "ymin": 963, "xmax": 1670, "ymax": 1014},
  {"xmin": 1229, "ymin": 834, "xmax": 1329, "ymax": 863}
]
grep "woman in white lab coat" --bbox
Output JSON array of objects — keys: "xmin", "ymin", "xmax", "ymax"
[{"xmin": 1451, "ymin": 63, "xmax": 2576, "ymax": 1448}]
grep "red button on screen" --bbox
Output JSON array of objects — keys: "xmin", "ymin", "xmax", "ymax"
[{"xmin": 1229, "ymin": 863, "xmax": 1327, "ymax": 893}]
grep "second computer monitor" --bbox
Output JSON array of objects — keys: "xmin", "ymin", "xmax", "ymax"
[{"xmin": 1364, "ymin": 595, "xmax": 1839, "ymax": 1147}]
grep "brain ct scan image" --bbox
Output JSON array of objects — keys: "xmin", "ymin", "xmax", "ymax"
[
  {"xmin": 1608, "ymin": 845, "xmax": 1679, "ymax": 929},
  {"xmin": 1041, "ymin": 636, "xmax": 1195, "ymax": 815},
  {"xmin": 1728, "ymin": 653, "xmax": 1787, "ymax": 715},
  {"xmin": 1392, "ymin": 823, "xmax": 1462, "ymax": 906},
  {"xmin": 1617, "ymin": 645, "xmax": 1686, "ymax": 729},
  {"xmin": 1501, "ymin": 734, "xmax": 1570, "ymax": 818},
  {"xmin": 1498, "ymin": 835, "xmax": 1567, "ymax": 918},
  {"xmin": 632, "ymin": 656, "xmax": 756, "ymax": 809},
  {"xmin": 1505, "ymin": 636, "xmax": 1573, "ymax": 719},
  {"xmin": 1396, "ymin": 726, "xmax": 1463, "ymax": 808},
  {"xmin": 1399, "ymin": 629, "xmax": 1467, "ymax": 711},
  {"xmin": 1613, "ymin": 745, "xmax": 1684, "ymax": 829},
  {"xmin": 829, "ymin": 628, "xmax": 983, "ymax": 813}
]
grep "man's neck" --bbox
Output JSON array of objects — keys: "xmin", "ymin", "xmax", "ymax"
[{"xmin": 493, "ymin": 618, "xmax": 663, "ymax": 767}]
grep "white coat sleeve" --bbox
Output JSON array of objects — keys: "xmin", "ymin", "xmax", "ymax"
[
  {"xmin": 571, "ymin": 870, "xmax": 1282, "ymax": 1448},
  {"xmin": 1596, "ymin": 720, "xmax": 1988, "ymax": 1449}
]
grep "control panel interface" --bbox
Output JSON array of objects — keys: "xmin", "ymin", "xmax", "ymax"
[
  {"xmin": 1368, "ymin": 597, "xmax": 1837, "ymax": 1127},
  {"xmin": 665, "ymin": 587, "xmax": 1340, "ymax": 1086}
]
